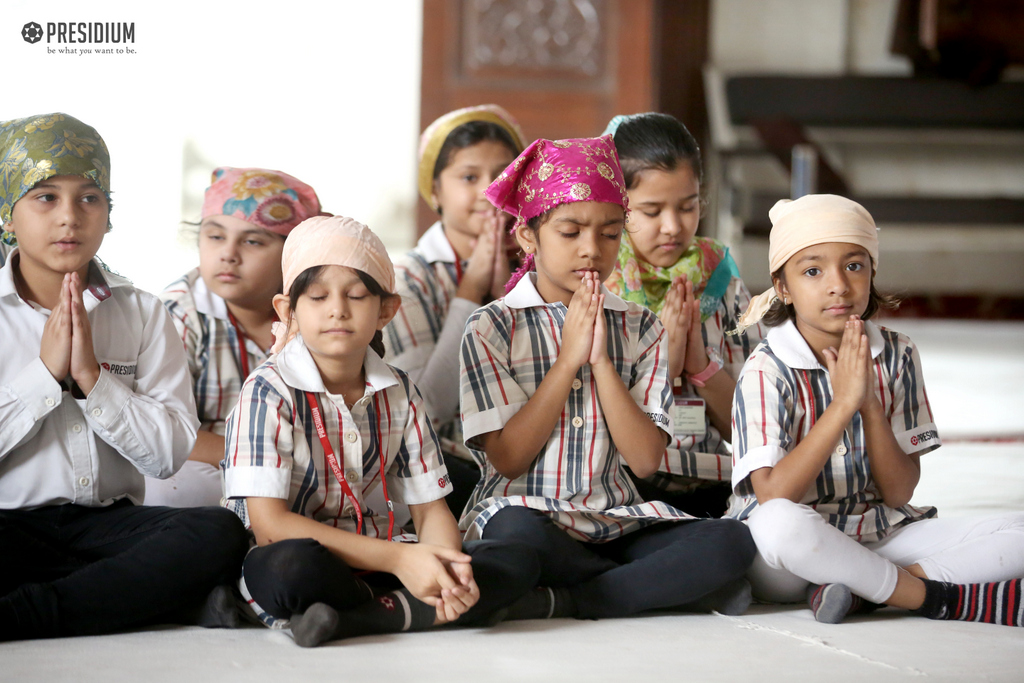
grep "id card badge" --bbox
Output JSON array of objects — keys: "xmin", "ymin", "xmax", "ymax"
[{"xmin": 672, "ymin": 397, "xmax": 706, "ymax": 438}]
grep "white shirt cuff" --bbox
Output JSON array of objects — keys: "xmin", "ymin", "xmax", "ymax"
[
  {"xmin": 462, "ymin": 401, "xmax": 526, "ymax": 443},
  {"xmin": 731, "ymin": 443, "xmax": 787, "ymax": 496},
  {"xmin": 895, "ymin": 423, "xmax": 941, "ymax": 455},
  {"xmin": 388, "ymin": 465, "xmax": 452, "ymax": 505},
  {"xmin": 224, "ymin": 465, "xmax": 292, "ymax": 500},
  {"xmin": 6, "ymin": 357, "xmax": 62, "ymax": 419}
]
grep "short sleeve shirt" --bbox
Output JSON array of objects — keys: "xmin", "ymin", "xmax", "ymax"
[
  {"xmin": 223, "ymin": 336, "xmax": 450, "ymax": 539},
  {"xmin": 459, "ymin": 273, "xmax": 693, "ymax": 543},
  {"xmin": 728, "ymin": 320, "xmax": 940, "ymax": 542},
  {"xmin": 161, "ymin": 269, "xmax": 268, "ymax": 436}
]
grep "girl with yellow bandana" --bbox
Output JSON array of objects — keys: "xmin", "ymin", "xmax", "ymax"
[{"xmin": 604, "ymin": 113, "xmax": 763, "ymax": 518}]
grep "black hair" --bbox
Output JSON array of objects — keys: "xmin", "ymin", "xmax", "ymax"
[
  {"xmin": 611, "ymin": 113, "xmax": 703, "ymax": 190},
  {"xmin": 763, "ymin": 263, "xmax": 900, "ymax": 327},
  {"xmin": 287, "ymin": 265, "xmax": 400, "ymax": 358}
]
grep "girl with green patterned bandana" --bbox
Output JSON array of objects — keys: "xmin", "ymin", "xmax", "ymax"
[
  {"xmin": 603, "ymin": 113, "xmax": 763, "ymax": 519},
  {"xmin": 0, "ymin": 113, "xmax": 249, "ymax": 640}
]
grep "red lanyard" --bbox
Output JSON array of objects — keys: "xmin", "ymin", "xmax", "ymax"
[
  {"xmin": 305, "ymin": 391, "xmax": 394, "ymax": 541},
  {"xmin": 443, "ymin": 232, "xmax": 464, "ymax": 282},
  {"xmin": 226, "ymin": 310, "xmax": 251, "ymax": 379}
]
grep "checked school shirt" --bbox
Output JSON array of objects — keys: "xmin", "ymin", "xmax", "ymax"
[
  {"xmin": 222, "ymin": 336, "xmax": 451, "ymax": 538},
  {"xmin": 728, "ymin": 319, "xmax": 941, "ymax": 542},
  {"xmin": 459, "ymin": 272, "xmax": 693, "ymax": 543},
  {"xmin": 650, "ymin": 276, "xmax": 763, "ymax": 491},
  {"xmin": 161, "ymin": 269, "xmax": 268, "ymax": 436}
]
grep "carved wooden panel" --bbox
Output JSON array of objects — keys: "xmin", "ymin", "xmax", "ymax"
[{"xmin": 462, "ymin": 0, "xmax": 608, "ymax": 82}]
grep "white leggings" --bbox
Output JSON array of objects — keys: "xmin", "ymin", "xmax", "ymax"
[{"xmin": 746, "ymin": 498, "xmax": 1024, "ymax": 605}]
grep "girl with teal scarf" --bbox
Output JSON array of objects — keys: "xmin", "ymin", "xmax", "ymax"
[{"xmin": 604, "ymin": 113, "xmax": 763, "ymax": 518}]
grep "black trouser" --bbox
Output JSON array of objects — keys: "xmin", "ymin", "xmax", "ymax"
[
  {"xmin": 0, "ymin": 500, "xmax": 249, "ymax": 641},
  {"xmin": 243, "ymin": 537, "xmax": 539, "ymax": 625},
  {"xmin": 481, "ymin": 506, "xmax": 755, "ymax": 619},
  {"xmin": 625, "ymin": 468, "xmax": 733, "ymax": 519}
]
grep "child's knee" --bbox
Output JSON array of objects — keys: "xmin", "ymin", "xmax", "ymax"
[
  {"xmin": 480, "ymin": 507, "xmax": 548, "ymax": 544},
  {"xmin": 464, "ymin": 539, "xmax": 541, "ymax": 592},
  {"xmin": 747, "ymin": 498, "xmax": 826, "ymax": 569}
]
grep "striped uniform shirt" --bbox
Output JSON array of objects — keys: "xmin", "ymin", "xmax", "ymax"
[
  {"xmin": 459, "ymin": 273, "xmax": 693, "ymax": 543},
  {"xmin": 160, "ymin": 269, "xmax": 268, "ymax": 436},
  {"xmin": 223, "ymin": 335, "xmax": 450, "ymax": 538},
  {"xmin": 384, "ymin": 222, "xmax": 475, "ymax": 462},
  {"xmin": 649, "ymin": 276, "xmax": 764, "ymax": 491},
  {"xmin": 728, "ymin": 320, "xmax": 940, "ymax": 542}
]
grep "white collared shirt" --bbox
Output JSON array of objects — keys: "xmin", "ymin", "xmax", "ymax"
[
  {"xmin": 161, "ymin": 268, "xmax": 268, "ymax": 436},
  {"xmin": 223, "ymin": 335, "xmax": 450, "ymax": 538},
  {"xmin": 0, "ymin": 251, "xmax": 199, "ymax": 509},
  {"xmin": 459, "ymin": 273, "xmax": 692, "ymax": 543},
  {"xmin": 728, "ymin": 319, "xmax": 941, "ymax": 541}
]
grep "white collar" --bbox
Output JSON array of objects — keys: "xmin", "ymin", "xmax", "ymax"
[
  {"xmin": 504, "ymin": 272, "xmax": 628, "ymax": 311},
  {"xmin": 416, "ymin": 221, "xmax": 458, "ymax": 265},
  {"xmin": 191, "ymin": 271, "xmax": 230, "ymax": 322},
  {"xmin": 0, "ymin": 250, "xmax": 130, "ymax": 309},
  {"xmin": 766, "ymin": 318, "xmax": 884, "ymax": 370},
  {"xmin": 275, "ymin": 334, "xmax": 400, "ymax": 394}
]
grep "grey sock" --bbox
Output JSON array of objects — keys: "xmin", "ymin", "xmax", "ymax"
[
  {"xmin": 291, "ymin": 603, "xmax": 340, "ymax": 648},
  {"xmin": 196, "ymin": 585, "xmax": 240, "ymax": 629},
  {"xmin": 808, "ymin": 583, "xmax": 854, "ymax": 624},
  {"xmin": 687, "ymin": 578, "xmax": 753, "ymax": 616}
]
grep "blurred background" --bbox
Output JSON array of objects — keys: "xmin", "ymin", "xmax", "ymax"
[{"xmin": 6, "ymin": 0, "xmax": 1023, "ymax": 320}]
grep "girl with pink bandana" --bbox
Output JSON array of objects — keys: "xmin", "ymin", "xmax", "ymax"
[
  {"xmin": 222, "ymin": 216, "xmax": 538, "ymax": 646},
  {"xmin": 457, "ymin": 136, "xmax": 756, "ymax": 621},
  {"xmin": 147, "ymin": 167, "xmax": 326, "ymax": 507}
]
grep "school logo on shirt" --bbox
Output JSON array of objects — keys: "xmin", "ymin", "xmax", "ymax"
[
  {"xmin": 438, "ymin": 474, "xmax": 451, "ymax": 489},
  {"xmin": 101, "ymin": 361, "xmax": 136, "ymax": 377},
  {"xmin": 910, "ymin": 430, "xmax": 938, "ymax": 446}
]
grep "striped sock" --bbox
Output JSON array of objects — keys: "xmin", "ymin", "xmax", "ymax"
[
  {"xmin": 290, "ymin": 589, "xmax": 437, "ymax": 647},
  {"xmin": 914, "ymin": 578, "xmax": 1024, "ymax": 627}
]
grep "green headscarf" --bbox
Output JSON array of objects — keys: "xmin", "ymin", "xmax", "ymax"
[
  {"xmin": 605, "ymin": 234, "xmax": 739, "ymax": 321},
  {"xmin": 0, "ymin": 113, "xmax": 111, "ymax": 245}
]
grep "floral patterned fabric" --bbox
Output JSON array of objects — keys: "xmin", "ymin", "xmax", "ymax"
[
  {"xmin": 201, "ymin": 167, "xmax": 324, "ymax": 236},
  {"xmin": 1, "ymin": 113, "xmax": 111, "ymax": 243},
  {"xmin": 484, "ymin": 135, "xmax": 629, "ymax": 229},
  {"xmin": 605, "ymin": 235, "xmax": 740, "ymax": 322}
]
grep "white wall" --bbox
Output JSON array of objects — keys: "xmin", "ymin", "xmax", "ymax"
[{"xmin": 4, "ymin": 0, "xmax": 422, "ymax": 295}]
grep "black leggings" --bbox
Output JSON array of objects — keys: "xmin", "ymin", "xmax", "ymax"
[
  {"xmin": 0, "ymin": 501, "xmax": 249, "ymax": 640},
  {"xmin": 481, "ymin": 506, "xmax": 755, "ymax": 619},
  {"xmin": 243, "ymin": 537, "xmax": 540, "ymax": 625}
]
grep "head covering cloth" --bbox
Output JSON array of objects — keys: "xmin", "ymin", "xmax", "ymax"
[
  {"xmin": 417, "ymin": 104, "xmax": 525, "ymax": 211},
  {"xmin": 733, "ymin": 193, "xmax": 880, "ymax": 334},
  {"xmin": 1, "ymin": 112, "xmax": 111, "ymax": 244},
  {"xmin": 202, "ymin": 167, "xmax": 325, "ymax": 237},
  {"xmin": 484, "ymin": 135, "xmax": 629, "ymax": 293},
  {"xmin": 272, "ymin": 215, "xmax": 396, "ymax": 354}
]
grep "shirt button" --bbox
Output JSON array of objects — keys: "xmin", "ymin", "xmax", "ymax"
[
  {"xmin": 571, "ymin": 416, "xmax": 584, "ymax": 429},
  {"xmin": 45, "ymin": 398, "xmax": 56, "ymax": 407},
  {"xmin": 78, "ymin": 477, "xmax": 90, "ymax": 487},
  {"xmin": 571, "ymin": 379, "xmax": 583, "ymax": 390},
  {"xmin": 836, "ymin": 445, "xmax": 848, "ymax": 455},
  {"xmin": 345, "ymin": 432, "xmax": 358, "ymax": 443},
  {"xmin": 91, "ymin": 408, "xmax": 102, "ymax": 417},
  {"xmin": 346, "ymin": 469, "xmax": 360, "ymax": 481},
  {"xmin": 72, "ymin": 424, "xmax": 83, "ymax": 433}
]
